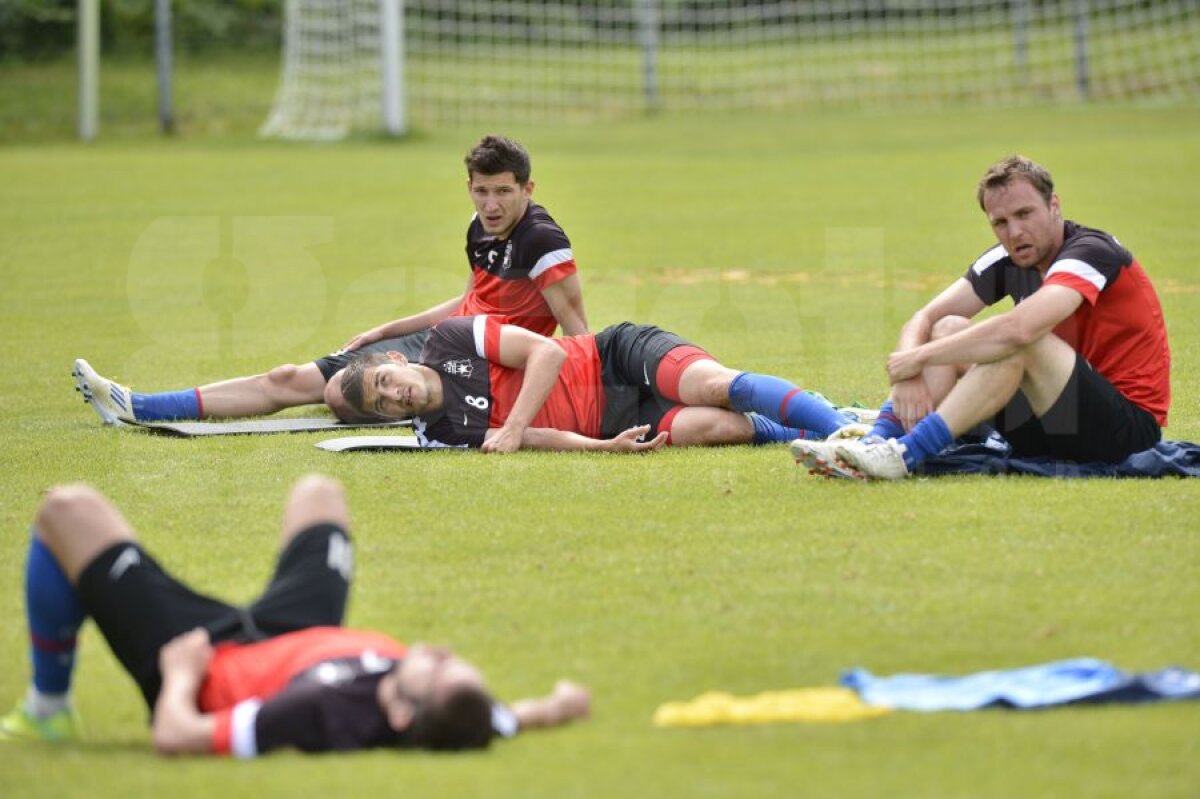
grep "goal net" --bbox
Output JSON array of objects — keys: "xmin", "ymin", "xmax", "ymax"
[{"xmin": 261, "ymin": 0, "xmax": 1200, "ymax": 138}]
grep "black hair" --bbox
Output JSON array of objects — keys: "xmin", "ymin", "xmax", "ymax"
[{"xmin": 464, "ymin": 135, "xmax": 531, "ymax": 184}]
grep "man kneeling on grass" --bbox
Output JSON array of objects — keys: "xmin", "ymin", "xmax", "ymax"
[
  {"xmin": 337, "ymin": 315, "xmax": 860, "ymax": 452},
  {"xmin": 1, "ymin": 475, "xmax": 589, "ymax": 755}
]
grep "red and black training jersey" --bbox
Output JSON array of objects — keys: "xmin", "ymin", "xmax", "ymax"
[
  {"xmin": 413, "ymin": 316, "xmax": 604, "ymax": 448},
  {"xmin": 456, "ymin": 202, "xmax": 577, "ymax": 337},
  {"xmin": 199, "ymin": 627, "xmax": 406, "ymax": 757},
  {"xmin": 964, "ymin": 221, "xmax": 1170, "ymax": 425},
  {"xmin": 198, "ymin": 627, "xmax": 516, "ymax": 757}
]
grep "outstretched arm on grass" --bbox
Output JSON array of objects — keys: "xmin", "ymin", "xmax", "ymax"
[
  {"xmin": 488, "ymin": 424, "xmax": 667, "ymax": 453},
  {"xmin": 510, "ymin": 680, "xmax": 591, "ymax": 731}
]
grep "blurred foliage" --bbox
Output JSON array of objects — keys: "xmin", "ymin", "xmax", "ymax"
[{"xmin": 0, "ymin": 0, "xmax": 283, "ymax": 59}]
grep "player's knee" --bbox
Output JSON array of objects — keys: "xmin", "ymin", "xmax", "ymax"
[
  {"xmin": 266, "ymin": 363, "xmax": 301, "ymax": 388},
  {"xmin": 292, "ymin": 473, "xmax": 344, "ymax": 504},
  {"xmin": 36, "ymin": 485, "xmax": 104, "ymax": 539},
  {"xmin": 931, "ymin": 315, "xmax": 971, "ymax": 340}
]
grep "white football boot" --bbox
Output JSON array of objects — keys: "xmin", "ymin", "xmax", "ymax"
[{"xmin": 73, "ymin": 359, "xmax": 135, "ymax": 425}]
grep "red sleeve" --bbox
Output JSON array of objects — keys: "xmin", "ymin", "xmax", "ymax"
[{"xmin": 482, "ymin": 315, "xmax": 504, "ymax": 362}]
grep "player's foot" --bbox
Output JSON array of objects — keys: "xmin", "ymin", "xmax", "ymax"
[
  {"xmin": 73, "ymin": 359, "xmax": 135, "ymax": 426},
  {"xmin": 0, "ymin": 702, "xmax": 80, "ymax": 743},
  {"xmin": 826, "ymin": 423, "xmax": 872, "ymax": 441},
  {"xmin": 833, "ymin": 438, "xmax": 911, "ymax": 481},
  {"xmin": 789, "ymin": 439, "xmax": 861, "ymax": 479}
]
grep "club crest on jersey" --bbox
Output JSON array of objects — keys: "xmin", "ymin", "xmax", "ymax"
[
  {"xmin": 501, "ymin": 241, "xmax": 513, "ymax": 271},
  {"xmin": 442, "ymin": 358, "xmax": 474, "ymax": 378}
]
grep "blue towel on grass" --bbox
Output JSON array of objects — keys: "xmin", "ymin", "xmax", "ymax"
[
  {"xmin": 918, "ymin": 436, "xmax": 1200, "ymax": 478},
  {"xmin": 841, "ymin": 658, "xmax": 1200, "ymax": 711}
]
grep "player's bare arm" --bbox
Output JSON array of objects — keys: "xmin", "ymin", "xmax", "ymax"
[
  {"xmin": 152, "ymin": 629, "xmax": 217, "ymax": 755},
  {"xmin": 479, "ymin": 325, "xmax": 568, "ymax": 454},
  {"xmin": 341, "ymin": 278, "xmax": 471, "ymax": 353},
  {"xmin": 505, "ymin": 425, "xmax": 668, "ymax": 453},
  {"xmin": 540, "ymin": 274, "xmax": 589, "ymax": 336},
  {"xmin": 510, "ymin": 680, "xmax": 591, "ymax": 730},
  {"xmin": 888, "ymin": 284, "xmax": 1082, "ymax": 383}
]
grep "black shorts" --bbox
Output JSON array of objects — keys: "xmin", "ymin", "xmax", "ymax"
[
  {"xmin": 594, "ymin": 323, "xmax": 710, "ymax": 438},
  {"xmin": 314, "ymin": 330, "xmax": 430, "ymax": 381},
  {"xmin": 76, "ymin": 524, "xmax": 352, "ymax": 710},
  {"xmin": 993, "ymin": 352, "xmax": 1160, "ymax": 463}
]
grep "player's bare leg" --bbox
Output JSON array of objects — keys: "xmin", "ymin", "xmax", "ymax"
[
  {"xmin": 2, "ymin": 485, "xmax": 137, "ymax": 743},
  {"xmin": 836, "ymin": 333, "xmax": 1077, "ymax": 480},
  {"xmin": 197, "ymin": 362, "xmax": 328, "ymax": 418},
  {"xmin": 279, "ymin": 474, "xmax": 349, "ymax": 548},
  {"xmin": 663, "ymin": 407, "xmax": 754, "ymax": 446},
  {"xmin": 35, "ymin": 485, "xmax": 138, "ymax": 585}
]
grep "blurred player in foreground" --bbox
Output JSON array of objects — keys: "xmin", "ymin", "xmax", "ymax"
[{"xmin": 1, "ymin": 475, "xmax": 589, "ymax": 755}]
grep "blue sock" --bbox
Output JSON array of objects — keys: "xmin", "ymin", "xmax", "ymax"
[
  {"xmin": 25, "ymin": 534, "xmax": 85, "ymax": 696},
  {"xmin": 748, "ymin": 414, "xmax": 810, "ymax": 445},
  {"xmin": 897, "ymin": 413, "xmax": 954, "ymax": 470},
  {"xmin": 728, "ymin": 373, "xmax": 848, "ymax": 437},
  {"xmin": 868, "ymin": 400, "xmax": 905, "ymax": 441},
  {"xmin": 131, "ymin": 388, "xmax": 201, "ymax": 421}
]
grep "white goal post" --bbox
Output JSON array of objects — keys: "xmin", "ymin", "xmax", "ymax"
[{"xmin": 261, "ymin": 0, "xmax": 1200, "ymax": 140}]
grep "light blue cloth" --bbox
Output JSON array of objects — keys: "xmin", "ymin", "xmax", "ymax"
[{"xmin": 841, "ymin": 658, "xmax": 1200, "ymax": 711}]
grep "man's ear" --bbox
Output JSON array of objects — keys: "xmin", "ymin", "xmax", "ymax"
[
  {"xmin": 523, "ymin": 179, "xmax": 535, "ymax": 197},
  {"xmin": 386, "ymin": 698, "xmax": 416, "ymax": 732},
  {"xmin": 385, "ymin": 350, "xmax": 409, "ymax": 366},
  {"xmin": 1049, "ymin": 192, "xmax": 1062, "ymax": 219}
]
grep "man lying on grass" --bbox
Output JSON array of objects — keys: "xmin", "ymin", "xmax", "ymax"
[
  {"xmin": 337, "ymin": 315, "xmax": 860, "ymax": 451},
  {"xmin": 1, "ymin": 475, "xmax": 589, "ymax": 755}
]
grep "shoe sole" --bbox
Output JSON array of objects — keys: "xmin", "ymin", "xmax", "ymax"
[
  {"xmin": 789, "ymin": 441, "xmax": 866, "ymax": 480},
  {"xmin": 72, "ymin": 359, "xmax": 125, "ymax": 426}
]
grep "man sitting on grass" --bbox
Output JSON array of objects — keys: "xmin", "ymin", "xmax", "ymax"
[
  {"xmin": 792, "ymin": 155, "xmax": 1170, "ymax": 480},
  {"xmin": 1, "ymin": 475, "xmax": 589, "ymax": 755},
  {"xmin": 336, "ymin": 315, "xmax": 861, "ymax": 452}
]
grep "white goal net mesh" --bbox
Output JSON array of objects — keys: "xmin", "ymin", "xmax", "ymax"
[{"xmin": 262, "ymin": 0, "xmax": 1200, "ymax": 138}]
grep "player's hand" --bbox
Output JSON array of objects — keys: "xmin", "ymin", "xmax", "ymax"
[
  {"xmin": 886, "ymin": 347, "xmax": 927, "ymax": 384},
  {"xmin": 340, "ymin": 327, "xmax": 382, "ymax": 354},
  {"xmin": 606, "ymin": 425, "xmax": 667, "ymax": 453},
  {"xmin": 482, "ymin": 424, "xmax": 524, "ymax": 454},
  {"xmin": 891, "ymin": 377, "xmax": 934, "ymax": 432},
  {"xmin": 552, "ymin": 680, "xmax": 591, "ymax": 721},
  {"xmin": 159, "ymin": 628, "xmax": 214, "ymax": 681}
]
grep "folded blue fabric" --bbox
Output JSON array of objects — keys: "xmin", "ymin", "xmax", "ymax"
[
  {"xmin": 841, "ymin": 658, "xmax": 1200, "ymax": 711},
  {"xmin": 919, "ymin": 437, "xmax": 1200, "ymax": 478}
]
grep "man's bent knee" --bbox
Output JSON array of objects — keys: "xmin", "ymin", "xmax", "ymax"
[
  {"xmin": 282, "ymin": 474, "xmax": 349, "ymax": 543},
  {"xmin": 266, "ymin": 363, "xmax": 302, "ymax": 387},
  {"xmin": 931, "ymin": 315, "xmax": 971, "ymax": 340},
  {"xmin": 37, "ymin": 485, "xmax": 107, "ymax": 538}
]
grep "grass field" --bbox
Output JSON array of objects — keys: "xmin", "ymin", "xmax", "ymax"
[{"xmin": 1, "ymin": 56, "xmax": 1199, "ymax": 798}]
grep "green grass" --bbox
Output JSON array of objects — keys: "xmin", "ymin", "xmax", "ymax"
[{"xmin": 1, "ymin": 61, "xmax": 1199, "ymax": 798}]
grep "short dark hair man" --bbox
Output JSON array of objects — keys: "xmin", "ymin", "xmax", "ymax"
[
  {"xmin": 793, "ymin": 155, "xmax": 1170, "ymax": 479},
  {"xmin": 73, "ymin": 134, "xmax": 589, "ymax": 425},
  {"xmin": 338, "ymin": 316, "xmax": 859, "ymax": 452},
  {"xmin": 0, "ymin": 475, "xmax": 589, "ymax": 754}
]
